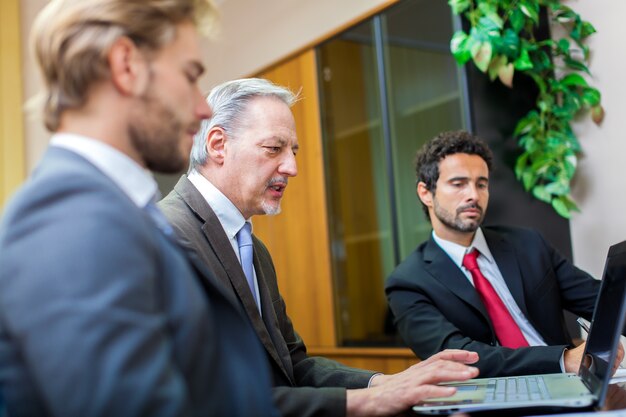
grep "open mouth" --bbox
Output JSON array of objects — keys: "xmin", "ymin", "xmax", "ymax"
[{"xmin": 267, "ymin": 179, "xmax": 288, "ymax": 198}]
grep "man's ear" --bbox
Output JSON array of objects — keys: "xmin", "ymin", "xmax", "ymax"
[
  {"xmin": 108, "ymin": 36, "xmax": 148, "ymax": 96},
  {"xmin": 206, "ymin": 127, "xmax": 226, "ymax": 164},
  {"xmin": 417, "ymin": 182, "xmax": 433, "ymax": 209}
]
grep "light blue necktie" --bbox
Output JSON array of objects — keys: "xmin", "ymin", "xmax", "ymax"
[{"xmin": 237, "ymin": 222, "xmax": 260, "ymax": 311}]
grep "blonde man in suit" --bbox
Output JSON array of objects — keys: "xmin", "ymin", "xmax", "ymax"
[{"xmin": 0, "ymin": 2, "xmax": 277, "ymax": 416}]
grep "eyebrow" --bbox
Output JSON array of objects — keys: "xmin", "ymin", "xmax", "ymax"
[
  {"xmin": 447, "ymin": 176, "xmax": 489, "ymax": 182},
  {"xmin": 267, "ymin": 137, "xmax": 299, "ymax": 151}
]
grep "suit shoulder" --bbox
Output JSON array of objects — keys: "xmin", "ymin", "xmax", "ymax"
[
  {"xmin": 482, "ymin": 225, "xmax": 544, "ymax": 243},
  {"xmin": 388, "ymin": 240, "xmax": 431, "ymax": 279}
]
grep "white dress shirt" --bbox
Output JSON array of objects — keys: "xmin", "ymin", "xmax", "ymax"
[
  {"xmin": 432, "ymin": 228, "xmax": 547, "ymax": 347},
  {"xmin": 188, "ymin": 170, "xmax": 262, "ymax": 315},
  {"xmin": 50, "ymin": 133, "xmax": 157, "ymax": 207}
]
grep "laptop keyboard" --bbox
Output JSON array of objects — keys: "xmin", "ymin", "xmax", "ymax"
[{"xmin": 484, "ymin": 376, "xmax": 552, "ymax": 402}]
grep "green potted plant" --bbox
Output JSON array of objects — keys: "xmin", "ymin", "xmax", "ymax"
[{"xmin": 448, "ymin": 0, "xmax": 602, "ymax": 218}]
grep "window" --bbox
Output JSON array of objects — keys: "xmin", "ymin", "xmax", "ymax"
[{"xmin": 317, "ymin": 0, "xmax": 469, "ymax": 346}]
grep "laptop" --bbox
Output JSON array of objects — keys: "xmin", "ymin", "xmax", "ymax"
[{"xmin": 412, "ymin": 240, "xmax": 626, "ymax": 415}]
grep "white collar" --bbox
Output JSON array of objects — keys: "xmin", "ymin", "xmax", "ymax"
[
  {"xmin": 50, "ymin": 133, "xmax": 157, "ymax": 207},
  {"xmin": 432, "ymin": 227, "xmax": 495, "ymax": 268},
  {"xmin": 187, "ymin": 170, "xmax": 249, "ymax": 240}
]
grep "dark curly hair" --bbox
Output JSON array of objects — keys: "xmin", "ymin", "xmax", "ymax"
[{"xmin": 415, "ymin": 130, "xmax": 493, "ymax": 220}]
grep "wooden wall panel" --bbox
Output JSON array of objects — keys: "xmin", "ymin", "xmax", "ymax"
[
  {"xmin": 0, "ymin": 0, "xmax": 26, "ymax": 208},
  {"xmin": 252, "ymin": 47, "xmax": 418, "ymax": 370},
  {"xmin": 253, "ymin": 50, "xmax": 337, "ymax": 347}
]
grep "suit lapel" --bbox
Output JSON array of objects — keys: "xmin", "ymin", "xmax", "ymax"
[
  {"xmin": 483, "ymin": 229, "xmax": 529, "ymax": 318},
  {"xmin": 173, "ymin": 176, "xmax": 292, "ymax": 379},
  {"xmin": 253, "ymin": 251, "xmax": 294, "ymax": 378},
  {"xmin": 423, "ymin": 238, "xmax": 490, "ymax": 321}
]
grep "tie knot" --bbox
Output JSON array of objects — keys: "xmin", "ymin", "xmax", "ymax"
[
  {"xmin": 237, "ymin": 222, "xmax": 253, "ymax": 248},
  {"xmin": 462, "ymin": 249, "xmax": 480, "ymax": 271}
]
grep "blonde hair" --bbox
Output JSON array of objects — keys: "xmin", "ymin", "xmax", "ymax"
[{"xmin": 31, "ymin": 0, "xmax": 218, "ymax": 132}]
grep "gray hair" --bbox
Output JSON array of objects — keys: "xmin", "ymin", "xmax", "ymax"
[{"xmin": 189, "ymin": 78, "xmax": 297, "ymax": 171}]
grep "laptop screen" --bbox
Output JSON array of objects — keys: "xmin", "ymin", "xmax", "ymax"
[{"xmin": 578, "ymin": 240, "xmax": 626, "ymax": 406}]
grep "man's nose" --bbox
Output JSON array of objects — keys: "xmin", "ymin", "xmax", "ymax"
[{"xmin": 279, "ymin": 152, "xmax": 298, "ymax": 177}]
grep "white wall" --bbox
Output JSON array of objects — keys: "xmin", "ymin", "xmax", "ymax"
[
  {"xmin": 566, "ymin": 0, "xmax": 626, "ymax": 277},
  {"xmin": 200, "ymin": 0, "xmax": 395, "ymax": 86},
  {"xmin": 19, "ymin": 0, "xmax": 626, "ymax": 275},
  {"xmin": 20, "ymin": 0, "xmax": 394, "ymax": 170}
]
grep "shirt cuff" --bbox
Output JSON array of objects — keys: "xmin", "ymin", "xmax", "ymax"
[{"xmin": 367, "ymin": 372, "xmax": 384, "ymax": 388}]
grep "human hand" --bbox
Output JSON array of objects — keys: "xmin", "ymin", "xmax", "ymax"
[
  {"xmin": 612, "ymin": 342, "xmax": 625, "ymax": 376},
  {"xmin": 564, "ymin": 342, "xmax": 586, "ymax": 373},
  {"xmin": 347, "ymin": 350, "xmax": 479, "ymax": 417},
  {"xmin": 369, "ymin": 349, "xmax": 479, "ymax": 388},
  {"xmin": 602, "ymin": 383, "xmax": 626, "ymax": 410}
]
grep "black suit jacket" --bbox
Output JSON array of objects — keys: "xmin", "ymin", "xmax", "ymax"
[
  {"xmin": 159, "ymin": 175, "xmax": 373, "ymax": 417},
  {"xmin": 385, "ymin": 226, "xmax": 600, "ymax": 377}
]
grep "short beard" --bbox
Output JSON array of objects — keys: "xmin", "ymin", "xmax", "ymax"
[
  {"xmin": 433, "ymin": 199, "xmax": 483, "ymax": 233},
  {"xmin": 261, "ymin": 201, "xmax": 281, "ymax": 216},
  {"xmin": 128, "ymin": 69, "xmax": 191, "ymax": 174},
  {"xmin": 261, "ymin": 177, "xmax": 288, "ymax": 216}
]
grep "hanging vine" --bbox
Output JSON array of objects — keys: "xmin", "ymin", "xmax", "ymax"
[{"xmin": 448, "ymin": 0, "xmax": 602, "ymax": 218}]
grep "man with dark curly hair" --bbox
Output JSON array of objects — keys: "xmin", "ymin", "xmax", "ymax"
[{"xmin": 385, "ymin": 130, "xmax": 620, "ymax": 378}]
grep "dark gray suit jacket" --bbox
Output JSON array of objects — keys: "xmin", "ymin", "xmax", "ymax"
[
  {"xmin": 386, "ymin": 226, "xmax": 601, "ymax": 377},
  {"xmin": 160, "ymin": 175, "xmax": 374, "ymax": 417},
  {"xmin": 0, "ymin": 148, "xmax": 278, "ymax": 417}
]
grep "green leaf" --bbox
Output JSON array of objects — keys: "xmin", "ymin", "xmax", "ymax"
[
  {"xmin": 477, "ymin": 3, "xmax": 503, "ymax": 30},
  {"xmin": 552, "ymin": 197, "xmax": 572, "ymax": 218},
  {"xmin": 514, "ymin": 115, "xmax": 536, "ymax": 136},
  {"xmin": 500, "ymin": 29, "xmax": 520, "ymax": 58},
  {"xmin": 519, "ymin": 0, "xmax": 539, "ymax": 24},
  {"xmin": 532, "ymin": 185, "xmax": 552, "ymax": 203},
  {"xmin": 556, "ymin": 38, "xmax": 570, "ymax": 54},
  {"xmin": 515, "ymin": 153, "xmax": 529, "ymax": 179},
  {"xmin": 564, "ymin": 154, "xmax": 577, "ymax": 178},
  {"xmin": 450, "ymin": 31, "xmax": 472, "ymax": 64},
  {"xmin": 533, "ymin": 50, "xmax": 554, "ymax": 72},
  {"xmin": 448, "ymin": 0, "xmax": 471, "ymax": 15},
  {"xmin": 544, "ymin": 181, "xmax": 569, "ymax": 196},
  {"xmin": 560, "ymin": 73, "xmax": 588, "ymax": 87},
  {"xmin": 530, "ymin": 157, "xmax": 552, "ymax": 174},
  {"xmin": 522, "ymin": 171, "xmax": 536, "ymax": 191},
  {"xmin": 509, "ymin": 8, "xmax": 526, "ymax": 33},
  {"xmin": 514, "ymin": 48, "xmax": 533, "ymax": 70},
  {"xmin": 472, "ymin": 41, "xmax": 493, "ymax": 73},
  {"xmin": 477, "ymin": 16, "xmax": 501, "ymax": 36},
  {"xmin": 581, "ymin": 88, "xmax": 601, "ymax": 106},
  {"xmin": 581, "ymin": 21, "xmax": 597, "ymax": 38},
  {"xmin": 564, "ymin": 56, "xmax": 589, "ymax": 74},
  {"xmin": 469, "ymin": 26, "xmax": 489, "ymax": 42},
  {"xmin": 554, "ymin": 8, "xmax": 577, "ymax": 23}
]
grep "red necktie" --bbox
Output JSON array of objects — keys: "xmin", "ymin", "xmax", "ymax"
[{"xmin": 462, "ymin": 249, "xmax": 529, "ymax": 348}]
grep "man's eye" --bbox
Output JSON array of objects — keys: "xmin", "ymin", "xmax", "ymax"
[{"xmin": 266, "ymin": 146, "xmax": 281, "ymax": 153}]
